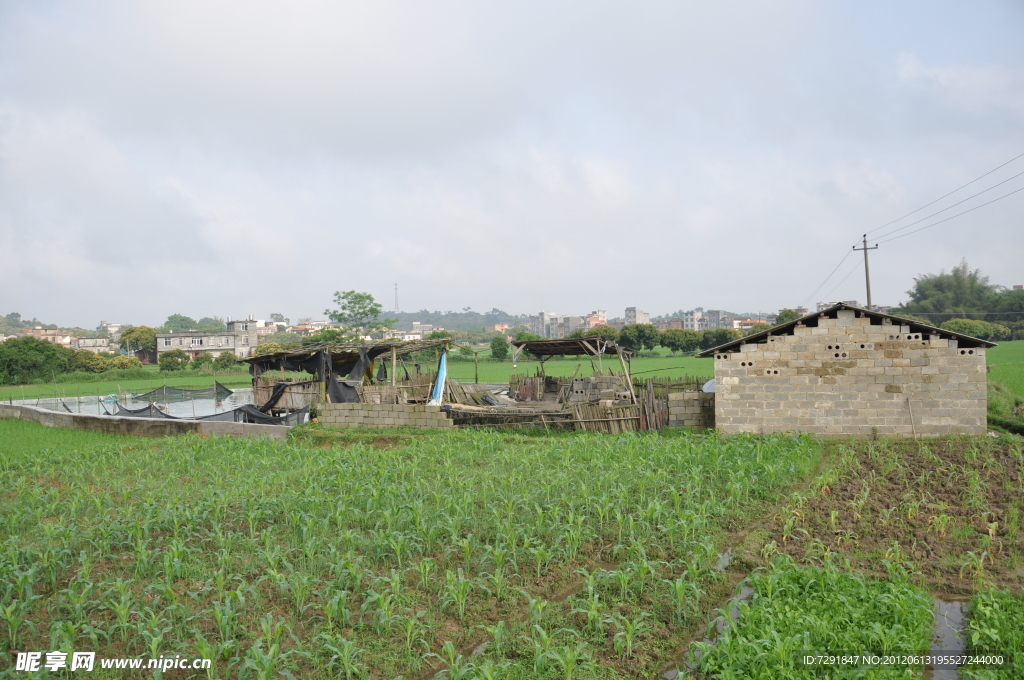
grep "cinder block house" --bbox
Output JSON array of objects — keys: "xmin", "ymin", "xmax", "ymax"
[{"xmin": 698, "ymin": 304, "xmax": 995, "ymax": 436}]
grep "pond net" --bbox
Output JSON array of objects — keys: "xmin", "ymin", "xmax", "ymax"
[{"xmin": 132, "ymin": 381, "xmax": 234, "ymax": 400}]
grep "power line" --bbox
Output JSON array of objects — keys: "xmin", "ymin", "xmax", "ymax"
[
  {"xmin": 878, "ymin": 186, "xmax": 1024, "ymax": 244},
  {"xmin": 800, "ymin": 250, "xmax": 852, "ymax": 309},
  {"xmin": 865, "ymin": 149, "xmax": 1024, "ymax": 236},
  {"xmin": 871, "ymin": 168, "xmax": 1024, "ymax": 242},
  {"xmin": 819, "ymin": 259, "xmax": 863, "ymax": 303}
]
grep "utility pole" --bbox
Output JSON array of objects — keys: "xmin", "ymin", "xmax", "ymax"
[{"xmin": 853, "ymin": 235, "xmax": 878, "ymax": 310}]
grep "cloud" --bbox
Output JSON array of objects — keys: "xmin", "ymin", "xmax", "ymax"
[{"xmin": 1, "ymin": 1, "xmax": 1022, "ymax": 326}]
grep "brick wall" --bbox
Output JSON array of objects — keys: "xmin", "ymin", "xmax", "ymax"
[
  {"xmin": 713, "ymin": 309, "xmax": 987, "ymax": 436},
  {"xmin": 317, "ymin": 403, "xmax": 454, "ymax": 429},
  {"xmin": 667, "ymin": 391, "xmax": 715, "ymax": 429}
]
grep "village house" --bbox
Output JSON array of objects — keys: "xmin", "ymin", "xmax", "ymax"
[
  {"xmin": 698, "ymin": 304, "xmax": 994, "ymax": 436},
  {"xmin": 156, "ymin": 319, "xmax": 259, "ymax": 359}
]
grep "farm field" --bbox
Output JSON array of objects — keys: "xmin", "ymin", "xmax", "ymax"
[
  {"xmin": 444, "ymin": 355, "xmax": 713, "ymax": 384},
  {"xmin": 0, "ymin": 419, "xmax": 820, "ymax": 678},
  {"xmin": 986, "ymin": 340, "xmax": 1024, "ymax": 400}
]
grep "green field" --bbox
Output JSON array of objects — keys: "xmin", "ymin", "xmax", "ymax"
[
  {"xmin": 445, "ymin": 354, "xmax": 712, "ymax": 383},
  {"xmin": 987, "ymin": 340, "xmax": 1024, "ymax": 399},
  {"xmin": 0, "ymin": 420, "xmax": 819, "ymax": 678}
]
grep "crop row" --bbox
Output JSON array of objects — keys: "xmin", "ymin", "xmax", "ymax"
[{"xmin": 0, "ymin": 422, "xmax": 819, "ymax": 678}]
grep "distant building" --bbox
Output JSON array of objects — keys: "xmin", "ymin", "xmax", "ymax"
[
  {"xmin": 74, "ymin": 338, "xmax": 117, "ymax": 354},
  {"xmin": 585, "ymin": 310, "xmax": 607, "ymax": 327},
  {"xmin": 625, "ymin": 307, "xmax": 650, "ymax": 325},
  {"xmin": 156, "ymin": 319, "xmax": 259, "ymax": 359},
  {"xmin": 682, "ymin": 310, "xmax": 704, "ymax": 330},
  {"xmin": 99, "ymin": 321, "xmax": 125, "ymax": 340},
  {"xmin": 654, "ymin": 318, "xmax": 683, "ymax": 331}
]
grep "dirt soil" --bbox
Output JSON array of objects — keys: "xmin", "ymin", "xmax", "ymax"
[{"xmin": 741, "ymin": 438, "xmax": 1024, "ymax": 595}]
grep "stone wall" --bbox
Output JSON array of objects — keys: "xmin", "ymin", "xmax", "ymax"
[
  {"xmin": 0, "ymin": 404, "xmax": 289, "ymax": 440},
  {"xmin": 713, "ymin": 309, "xmax": 987, "ymax": 436},
  {"xmin": 318, "ymin": 403, "xmax": 454, "ymax": 429},
  {"xmin": 667, "ymin": 391, "xmax": 715, "ymax": 429}
]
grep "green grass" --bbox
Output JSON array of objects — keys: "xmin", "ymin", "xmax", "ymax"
[
  {"xmin": 0, "ymin": 420, "xmax": 819, "ymax": 678},
  {"xmin": 987, "ymin": 340, "xmax": 1024, "ymax": 400},
  {"xmin": 962, "ymin": 589, "xmax": 1024, "ymax": 679},
  {"xmin": 690, "ymin": 558, "xmax": 934, "ymax": 678}
]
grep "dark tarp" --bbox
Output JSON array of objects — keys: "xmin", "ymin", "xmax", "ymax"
[
  {"xmin": 258, "ymin": 382, "xmax": 292, "ymax": 413},
  {"xmin": 112, "ymin": 402, "xmax": 307, "ymax": 425},
  {"xmin": 133, "ymin": 382, "xmax": 233, "ymax": 400},
  {"xmin": 327, "ymin": 348, "xmax": 373, "ymax": 404}
]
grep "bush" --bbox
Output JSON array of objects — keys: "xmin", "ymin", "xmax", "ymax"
[
  {"xmin": 489, "ymin": 336, "xmax": 509, "ymax": 360},
  {"xmin": 214, "ymin": 352, "xmax": 240, "ymax": 370},
  {"xmin": 0, "ymin": 336, "xmax": 78, "ymax": 385},
  {"xmin": 941, "ymin": 318, "xmax": 996, "ymax": 340},
  {"xmin": 699, "ymin": 327, "xmax": 743, "ymax": 350},
  {"xmin": 192, "ymin": 353, "xmax": 213, "ymax": 370},
  {"xmin": 158, "ymin": 349, "xmax": 191, "ymax": 372},
  {"xmin": 660, "ymin": 328, "xmax": 701, "ymax": 354}
]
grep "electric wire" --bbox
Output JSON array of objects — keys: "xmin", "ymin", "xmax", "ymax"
[
  {"xmin": 799, "ymin": 250, "xmax": 852, "ymax": 309},
  {"xmin": 865, "ymin": 150, "xmax": 1024, "ymax": 236},
  {"xmin": 870, "ymin": 168, "xmax": 1024, "ymax": 242},
  {"xmin": 819, "ymin": 259, "xmax": 863, "ymax": 303},
  {"xmin": 878, "ymin": 186, "xmax": 1024, "ymax": 244}
]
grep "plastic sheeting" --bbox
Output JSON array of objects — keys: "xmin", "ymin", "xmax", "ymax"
[{"xmin": 427, "ymin": 350, "xmax": 447, "ymax": 406}]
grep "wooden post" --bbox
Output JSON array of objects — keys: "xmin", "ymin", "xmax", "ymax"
[
  {"xmin": 391, "ymin": 346, "xmax": 397, "ymax": 403},
  {"xmin": 474, "ymin": 350, "xmax": 479, "ymax": 384},
  {"xmin": 617, "ymin": 348, "xmax": 637, "ymax": 404}
]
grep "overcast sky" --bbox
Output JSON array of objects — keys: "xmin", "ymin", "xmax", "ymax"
[{"xmin": 2, "ymin": 1, "xmax": 1023, "ymax": 327}]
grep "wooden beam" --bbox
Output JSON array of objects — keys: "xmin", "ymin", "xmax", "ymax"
[{"xmin": 617, "ymin": 348, "xmax": 637, "ymax": 404}]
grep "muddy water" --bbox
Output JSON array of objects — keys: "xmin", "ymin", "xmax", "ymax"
[
  {"xmin": 924, "ymin": 596, "xmax": 969, "ymax": 680},
  {"xmin": 660, "ymin": 580, "xmax": 755, "ymax": 679}
]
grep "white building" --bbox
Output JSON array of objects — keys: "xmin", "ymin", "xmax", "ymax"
[
  {"xmin": 625, "ymin": 307, "xmax": 650, "ymax": 325},
  {"xmin": 155, "ymin": 319, "xmax": 259, "ymax": 359}
]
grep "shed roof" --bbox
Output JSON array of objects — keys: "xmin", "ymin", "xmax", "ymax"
[
  {"xmin": 696, "ymin": 303, "xmax": 997, "ymax": 357},
  {"xmin": 510, "ymin": 336, "xmax": 628, "ymax": 359},
  {"xmin": 242, "ymin": 338, "xmax": 449, "ymax": 364}
]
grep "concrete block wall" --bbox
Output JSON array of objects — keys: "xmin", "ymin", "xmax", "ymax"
[
  {"xmin": 318, "ymin": 403, "xmax": 454, "ymax": 429},
  {"xmin": 713, "ymin": 309, "xmax": 987, "ymax": 436},
  {"xmin": 569, "ymin": 376, "xmax": 628, "ymax": 403},
  {"xmin": 668, "ymin": 391, "xmax": 715, "ymax": 429}
]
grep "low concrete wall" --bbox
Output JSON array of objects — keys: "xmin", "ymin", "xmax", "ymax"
[
  {"xmin": 0, "ymin": 404, "xmax": 289, "ymax": 441},
  {"xmin": 668, "ymin": 391, "xmax": 715, "ymax": 429},
  {"xmin": 318, "ymin": 403, "xmax": 454, "ymax": 429}
]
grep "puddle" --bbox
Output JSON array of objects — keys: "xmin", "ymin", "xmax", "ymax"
[
  {"xmin": 660, "ymin": 581, "xmax": 755, "ymax": 679},
  {"xmin": 714, "ymin": 548, "xmax": 732, "ymax": 572},
  {"xmin": 924, "ymin": 596, "xmax": 969, "ymax": 680}
]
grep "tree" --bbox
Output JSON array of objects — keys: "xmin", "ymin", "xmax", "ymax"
[
  {"xmin": 775, "ymin": 309, "xmax": 802, "ymax": 325},
  {"xmin": 253, "ymin": 342, "xmax": 287, "ymax": 357},
  {"xmin": 213, "ymin": 352, "xmax": 240, "ymax": 370},
  {"xmin": 270, "ymin": 313, "xmax": 289, "ymax": 324},
  {"xmin": 162, "ymin": 314, "xmax": 199, "ymax": 332},
  {"xmin": 660, "ymin": 329, "xmax": 701, "ymax": 354},
  {"xmin": 428, "ymin": 330, "xmax": 453, "ymax": 340},
  {"xmin": 566, "ymin": 325, "xmax": 621, "ymax": 343},
  {"xmin": 158, "ymin": 349, "xmax": 191, "ymax": 372},
  {"xmin": 515, "ymin": 331, "xmax": 542, "ymax": 342},
  {"xmin": 895, "ymin": 260, "xmax": 998, "ymax": 323},
  {"xmin": 119, "ymin": 326, "xmax": 158, "ymax": 353},
  {"xmin": 940, "ymin": 319, "xmax": 997, "ymax": 341},
  {"xmin": 490, "ymin": 335, "xmax": 509, "ymax": 359},
  {"xmin": 618, "ymin": 324, "xmax": 660, "ymax": 351},
  {"xmin": 324, "ymin": 291, "xmax": 395, "ymax": 338},
  {"xmin": 196, "ymin": 317, "xmax": 226, "ymax": 332},
  {"xmin": 0, "ymin": 337, "xmax": 78, "ymax": 385},
  {"xmin": 304, "ymin": 328, "xmax": 351, "ymax": 344},
  {"xmin": 699, "ymin": 328, "xmax": 742, "ymax": 350},
  {"xmin": 192, "ymin": 352, "xmax": 214, "ymax": 371}
]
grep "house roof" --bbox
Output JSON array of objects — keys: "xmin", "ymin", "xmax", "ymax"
[{"xmin": 696, "ymin": 303, "xmax": 997, "ymax": 357}]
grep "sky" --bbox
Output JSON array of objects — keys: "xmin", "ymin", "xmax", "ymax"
[{"xmin": 2, "ymin": 1, "xmax": 1023, "ymax": 328}]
